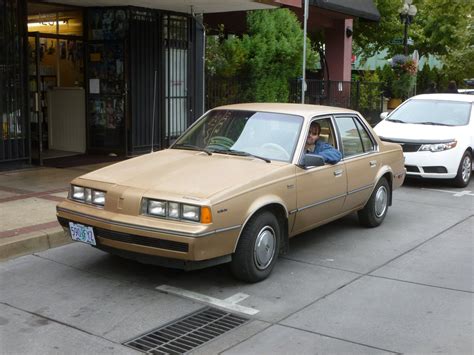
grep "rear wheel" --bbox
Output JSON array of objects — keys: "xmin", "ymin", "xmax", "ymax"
[
  {"xmin": 230, "ymin": 211, "xmax": 280, "ymax": 283},
  {"xmin": 358, "ymin": 177, "xmax": 390, "ymax": 228},
  {"xmin": 452, "ymin": 151, "xmax": 471, "ymax": 188}
]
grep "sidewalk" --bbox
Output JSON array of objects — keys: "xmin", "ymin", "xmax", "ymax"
[{"xmin": 0, "ymin": 163, "xmax": 113, "ymax": 261}]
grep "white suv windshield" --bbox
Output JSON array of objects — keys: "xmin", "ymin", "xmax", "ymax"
[
  {"xmin": 172, "ymin": 110, "xmax": 304, "ymax": 162},
  {"xmin": 388, "ymin": 99, "xmax": 471, "ymax": 126}
]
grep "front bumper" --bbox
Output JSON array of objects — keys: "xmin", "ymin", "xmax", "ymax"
[
  {"xmin": 56, "ymin": 202, "xmax": 241, "ymax": 267},
  {"xmin": 404, "ymin": 149, "xmax": 460, "ymax": 179}
]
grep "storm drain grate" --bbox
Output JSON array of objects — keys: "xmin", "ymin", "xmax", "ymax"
[{"xmin": 124, "ymin": 307, "xmax": 249, "ymax": 354}]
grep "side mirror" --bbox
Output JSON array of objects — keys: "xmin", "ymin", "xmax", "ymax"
[
  {"xmin": 380, "ymin": 112, "xmax": 389, "ymax": 120},
  {"xmin": 301, "ymin": 154, "xmax": 325, "ymax": 168}
]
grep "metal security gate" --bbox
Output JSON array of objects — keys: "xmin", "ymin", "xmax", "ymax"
[
  {"xmin": 0, "ymin": 0, "xmax": 29, "ymax": 164},
  {"xmin": 163, "ymin": 14, "xmax": 191, "ymax": 146},
  {"xmin": 128, "ymin": 10, "xmax": 194, "ymax": 154},
  {"xmin": 129, "ymin": 8, "xmax": 160, "ymax": 154}
]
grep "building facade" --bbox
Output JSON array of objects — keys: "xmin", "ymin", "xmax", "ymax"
[{"xmin": 0, "ymin": 0, "xmax": 379, "ymax": 167}]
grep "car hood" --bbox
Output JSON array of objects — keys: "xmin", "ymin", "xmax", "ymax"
[
  {"xmin": 374, "ymin": 120, "xmax": 462, "ymax": 142},
  {"xmin": 79, "ymin": 149, "xmax": 287, "ymax": 200}
]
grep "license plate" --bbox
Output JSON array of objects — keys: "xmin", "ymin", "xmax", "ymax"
[{"xmin": 69, "ymin": 222, "xmax": 96, "ymax": 246}]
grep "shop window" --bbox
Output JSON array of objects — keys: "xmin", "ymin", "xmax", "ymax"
[
  {"xmin": 88, "ymin": 8, "xmax": 128, "ymax": 40},
  {"xmin": 28, "ymin": 10, "xmax": 83, "ymax": 36}
]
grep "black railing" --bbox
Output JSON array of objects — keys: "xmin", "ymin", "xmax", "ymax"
[{"xmin": 206, "ymin": 77, "xmax": 385, "ymax": 126}]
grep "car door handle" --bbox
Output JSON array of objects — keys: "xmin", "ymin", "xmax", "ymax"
[
  {"xmin": 334, "ymin": 169, "xmax": 343, "ymax": 177},
  {"xmin": 369, "ymin": 160, "xmax": 377, "ymax": 167}
]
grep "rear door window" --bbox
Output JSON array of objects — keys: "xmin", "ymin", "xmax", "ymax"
[{"xmin": 335, "ymin": 116, "xmax": 375, "ymax": 158}]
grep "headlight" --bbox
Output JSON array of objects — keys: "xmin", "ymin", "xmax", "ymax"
[
  {"xmin": 142, "ymin": 198, "xmax": 212, "ymax": 223},
  {"xmin": 420, "ymin": 140, "xmax": 457, "ymax": 152},
  {"xmin": 168, "ymin": 202, "xmax": 180, "ymax": 219},
  {"xmin": 92, "ymin": 190, "xmax": 105, "ymax": 206},
  {"xmin": 182, "ymin": 204, "xmax": 200, "ymax": 221},
  {"xmin": 72, "ymin": 186, "xmax": 85, "ymax": 200},
  {"xmin": 148, "ymin": 200, "xmax": 166, "ymax": 216},
  {"xmin": 70, "ymin": 185, "xmax": 105, "ymax": 207}
]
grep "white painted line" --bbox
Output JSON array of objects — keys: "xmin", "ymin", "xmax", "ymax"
[
  {"xmin": 453, "ymin": 190, "xmax": 474, "ymax": 197},
  {"xmin": 224, "ymin": 292, "xmax": 250, "ymax": 304},
  {"xmin": 422, "ymin": 188, "xmax": 474, "ymax": 197},
  {"xmin": 156, "ymin": 285, "xmax": 259, "ymax": 315}
]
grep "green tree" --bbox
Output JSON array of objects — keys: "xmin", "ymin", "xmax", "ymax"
[
  {"xmin": 206, "ymin": 9, "xmax": 318, "ymax": 102},
  {"xmin": 353, "ymin": 0, "xmax": 473, "ymax": 59}
]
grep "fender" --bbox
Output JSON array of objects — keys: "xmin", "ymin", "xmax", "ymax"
[
  {"xmin": 373, "ymin": 164, "xmax": 394, "ymax": 205},
  {"xmin": 232, "ymin": 194, "xmax": 289, "ymax": 252}
]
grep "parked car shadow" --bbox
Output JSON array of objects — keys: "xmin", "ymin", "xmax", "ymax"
[{"xmin": 403, "ymin": 176, "xmax": 472, "ymax": 190}]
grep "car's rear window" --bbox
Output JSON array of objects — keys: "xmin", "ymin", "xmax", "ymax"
[{"xmin": 388, "ymin": 99, "xmax": 472, "ymax": 126}]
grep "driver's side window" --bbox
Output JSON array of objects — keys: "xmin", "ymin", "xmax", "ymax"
[{"xmin": 308, "ymin": 117, "xmax": 337, "ymax": 148}]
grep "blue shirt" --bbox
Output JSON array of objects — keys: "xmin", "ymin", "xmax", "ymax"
[{"xmin": 309, "ymin": 140, "xmax": 342, "ymax": 164}]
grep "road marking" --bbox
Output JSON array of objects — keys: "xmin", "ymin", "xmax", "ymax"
[
  {"xmin": 422, "ymin": 188, "xmax": 474, "ymax": 197},
  {"xmin": 224, "ymin": 292, "xmax": 250, "ymax": 304},
  {"xmin": 156, "ymin": 285, "xmax": 259, "ymax": 315}
]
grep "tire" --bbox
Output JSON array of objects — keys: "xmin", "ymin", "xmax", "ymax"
[
  {"xmin": 452, "ymin": 151, "xmax": 472, "ymax": 188},
  {"xmin": 230, "ymin": 211, "xmax": 280, "ymax": 283},
  {"xmin": 358, "ymin": 178, "xmax": 390, "ymax": 228}
]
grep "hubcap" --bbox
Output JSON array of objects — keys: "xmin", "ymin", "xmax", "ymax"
[
  {"xmin": 254, "ymin": 226, "xmax": 276, "ymax": 270},
  {"xmin": 374, "ymin": 186, "xmax": 388, "ymax": 218},
  {"xmin": 461, "ymin": 155, "xmax": 471, "ymax": 183}
]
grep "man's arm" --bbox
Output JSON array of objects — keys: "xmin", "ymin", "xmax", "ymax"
[{"xmin": 315, "ymin": 142, "xmax": 342, "ymax": 164}]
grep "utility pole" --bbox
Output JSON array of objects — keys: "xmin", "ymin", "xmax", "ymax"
[{"xmin": 301, "ymin": 0, "xmax": 309, "ymax": 104}]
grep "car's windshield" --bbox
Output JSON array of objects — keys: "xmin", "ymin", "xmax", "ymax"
[
  {"xmin": 172, "ymin": 110, "xmax": 304, "ymax": 162},
  {"xmin": 388, "ymin": 99, "xmax": 471, "ymax": 126}
]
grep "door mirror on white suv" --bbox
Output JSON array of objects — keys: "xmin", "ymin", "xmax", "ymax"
[{"xmin": 380, "ymin": 112, "xmax": 389, "ymax": 120}]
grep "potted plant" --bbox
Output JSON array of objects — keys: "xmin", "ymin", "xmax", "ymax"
[{"xmin": 387, "ymin": 54, "xmax": 417, "ymax": 109}]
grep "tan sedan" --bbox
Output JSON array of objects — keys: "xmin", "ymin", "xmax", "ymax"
[{"xmin": 57, "ymin": 103, "xmax": 405, "ymax": 282}]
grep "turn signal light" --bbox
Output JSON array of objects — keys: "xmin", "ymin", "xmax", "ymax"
[{"xmin": 200, "ymin": 206, "xmax": 212, "ymax": 224}]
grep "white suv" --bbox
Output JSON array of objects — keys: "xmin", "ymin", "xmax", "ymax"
[{"xmin": 374, "ymin": 94, "xmax": 473, "ymax": 187}]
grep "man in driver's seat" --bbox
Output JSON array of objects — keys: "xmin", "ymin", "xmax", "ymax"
[{"xmin": 305, "ymin": 121, "xmax": 342, "ymax": 164}]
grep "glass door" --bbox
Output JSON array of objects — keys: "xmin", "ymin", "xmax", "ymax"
[{"xmin": 28, "ymin": 32, "xmax": 42, "ymax": 165}]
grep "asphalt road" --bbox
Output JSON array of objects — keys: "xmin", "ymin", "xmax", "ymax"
[{"xmin": 1, "ymin": 178, "xmax": 473, "ymax": 354}]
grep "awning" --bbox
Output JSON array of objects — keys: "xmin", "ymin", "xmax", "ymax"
[
  {"xmin": 40, "ymin": 0, "xmax": 278, "ymax": 13},
  {"xmin": 310, "ymin": 0, "xmax": 380, "ymax": 21}
]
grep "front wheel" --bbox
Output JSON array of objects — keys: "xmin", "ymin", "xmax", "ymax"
[
  {"xmin": 358, "ymin": 178, "xmax": 390, "ymax": 228},
  {"xmin": 230, "ymin": 211, "xmax": 280, "ymax": 283},
  {"xmin": 452, "ymin": 151, "xmax": 471, "ymax": 188}
]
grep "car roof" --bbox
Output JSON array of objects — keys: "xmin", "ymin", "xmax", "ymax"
[
  {"xmin": 410, "ymin": 93, "xmax": 474, "ymax": 102},
  {"xmin": 213, "ymin": 103, "xmax": 358, "ymax": 117}
]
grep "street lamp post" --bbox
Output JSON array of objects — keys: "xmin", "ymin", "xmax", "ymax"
[{"xmin": 399, "ymin": 0, "xmax": 417, "ymax": 56}]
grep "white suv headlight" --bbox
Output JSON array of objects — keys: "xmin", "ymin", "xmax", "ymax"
[{"xmin": 420, "ymin": 140, "xmax": 457, "ymax": 152}]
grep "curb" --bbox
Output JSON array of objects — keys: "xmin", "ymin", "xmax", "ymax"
[{"xmin": 0, "ymin": 227, "xmax": 72, "ymax": 262}]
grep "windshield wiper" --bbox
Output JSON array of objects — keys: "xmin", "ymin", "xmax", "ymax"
[
  {"xmin": 212, "ymin": 149, "xmax": 271, "ymax": 163},
  {"xmin": 172, "ymin": 143, "xmax": 212, "ymax": 155},
  {"xmin": 387, "ymin": 119, "xmax": 408, "ymax": 123},
  {"xmin": 416, "ymin": 121, "xmax": 453, "ymax": 126}
]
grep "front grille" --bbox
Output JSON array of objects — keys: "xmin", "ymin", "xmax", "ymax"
[
  {"xmin": 124, "ymin": 307, "xmax": 249, "ymax": 354},
  {"xmin": 400, "ymin": 143, "xmax": 421, "ymax": 153},
  {"xmin": 423, "ymin": 166, "xmax": 448, "ymax": 173},
  {"xmin": 96, "ymin": 228, "xmax": 189, "ymax": 252},
  {"xmin": 405, "ymin": 165, "xmax": 420, "ymax": 173},
  {"xmin": 380, "ymin": 138, "xmax": 421, "ymax": 152},
  {"xmin": 58, "ymin": 217, "xmax": 188, "ymax": 252}
]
